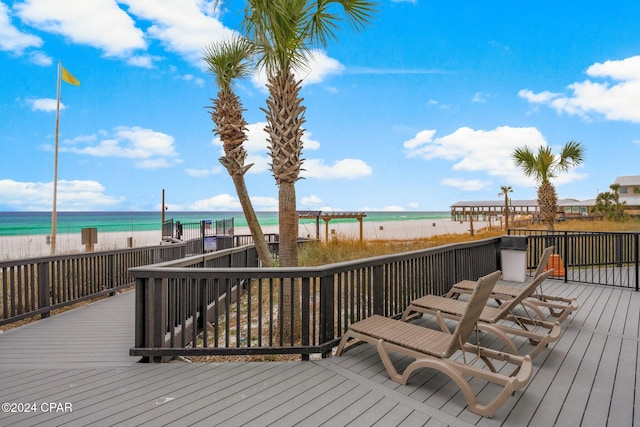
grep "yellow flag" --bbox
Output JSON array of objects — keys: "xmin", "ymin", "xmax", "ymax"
[{"xmin": 61, "ymin": 66, "xmax": 80, "ymax": 86}]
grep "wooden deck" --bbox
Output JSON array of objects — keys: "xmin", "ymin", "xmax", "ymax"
[{"xmin": 0, "ymin": 279, "xmax": 637, "ymax": 426}]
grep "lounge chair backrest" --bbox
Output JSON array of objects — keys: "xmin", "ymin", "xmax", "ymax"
[
  {"xmin": 533, "ymin": 246, "xmax": 555, "ymax": 278},
  {"xmin": 494, "ymin": 269, "xmax": 554, "ymax": 318},
  {"xmin": 445, "ymin": 270, "xmax": 501, "ymax": 356}
]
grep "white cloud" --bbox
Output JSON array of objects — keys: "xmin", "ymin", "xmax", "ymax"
[
  {"xmin": 251, "ymin": 49, "xmax": 345, "ymax": 89},
  {"xmin": 188, "ymin": 193, "xmax": 277, "ymax": 211},
  {"xmin": 185, "ymin": 167, "xmax": 220, "ymax": 177},
  {"xmin": 587, "ymin": 56, "xmax": 640, "ymax": 81},
  {"xmin": 518, "ymin": 89, "xmax": 561, "ymax": 104},
  {"xmin": 301, "ymin": 195, "xmax": 323, "ymax": 206},
  {"xmin": 6, "ymin": 0, "xmax": 237, "ymax": 69},
  {"xmin": 15, "ymin": 0, "xmax": 146, "ymax": 57},
  {"xmin": 519, "ymin": 55, "xmax": 640, "ymax": 122},
  {"xmin": 120, "ymin": 0, "xmax": 234, "ymax": 66},
  {"xmin": 0, "ymin": 2, "xmax": 42, "ymax": 54},
  {"xmin": 403, "ymin": 129, "xmax": 437, "ymax": 151},
  {"xmin": 189, "ymin": 194, "xmax": 240, "ymax": 210},
  {"xmin": 440, "ymin": 178, "xmax": 491, "ymax": 191},
  {"xmin": 249, "ymin": 196, "xmax": 278, "ymax": 209},
  {"xmin": 28, "ymin": 50, "xmax": 52, "ymax": 66},
  {"xmin": 178, "ymin": 73, "xmax": 206, "ymax": 87},
  {"xmin": 403, "ymin": 126, "xmax": 551, "ymax": 186},
  {"xmin": 302, "ymin": 159, "xmax": 372, "ymax": 180},
  {"xmin": 126, "ymin": 55, "xmax": 155, "ymax": 68},
  {"xmin": 60, "ymin": 126, "xmax": 181, "ymax": 169},
  {"xmin": 0, "ymin": 178, "xmax": 123, "ymax": 211},
  {"xmin": 472, "ymin": 92, "xmax": 489, "ymax": 103},
  {"xmin": 29, "ymin": 97, "xmax": 61, "ymax": 112}
]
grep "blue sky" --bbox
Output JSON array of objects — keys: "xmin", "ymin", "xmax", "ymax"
[{"xmin": 1, "ymin": 0, "xmax": 639, "ymax": 213}]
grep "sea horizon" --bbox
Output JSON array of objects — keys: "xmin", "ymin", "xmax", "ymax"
[{"xmin": 0, "ymin": 210, "xmax": 450, "ymax": 237}]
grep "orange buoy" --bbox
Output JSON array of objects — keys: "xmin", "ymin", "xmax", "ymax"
[{"xmin": 546, "ymin": 254, "xmax": 565, "ymax": 277}]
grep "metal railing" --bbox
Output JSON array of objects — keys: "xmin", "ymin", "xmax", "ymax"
[
  {"xmin": 0, "ymin": 244, "xmax": 187, "ymax": 326},
  {"xmin": 510, "ymin": 230, "xmax": 640, "ymax": 289},
  {"xmin": 129, "ymin": 238, "xmax": 501, "ymax": 362},
  {"xmin": 162, "ymin": 218, "xmax": 279, "ymax": 256}
]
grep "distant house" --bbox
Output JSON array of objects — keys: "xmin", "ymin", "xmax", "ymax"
[{"xmin": 614, "ymin": 175, "xmax": 640, "ymax": 216}]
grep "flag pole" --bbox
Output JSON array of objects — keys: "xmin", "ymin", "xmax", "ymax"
[{"xmin": 51, "ymin": 61, "xmax": 62, "ymax": 256}]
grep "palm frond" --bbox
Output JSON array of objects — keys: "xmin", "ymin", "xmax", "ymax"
[
  {"xmin": 202, "ymin": 36, "xmax": 255, "ymax": 89},
  {"xmin": 556, "ymin": 140, "xmax": 585, "ymax": 172}
]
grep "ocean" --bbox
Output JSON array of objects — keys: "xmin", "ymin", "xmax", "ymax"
[{"xmin": 0, "ymin": 211, "xmax": 450, "ymax": 237}]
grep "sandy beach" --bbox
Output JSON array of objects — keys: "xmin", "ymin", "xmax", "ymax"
[{"xmin": 0, "ymin": 218, "xmax": 483, "ymax": 261}]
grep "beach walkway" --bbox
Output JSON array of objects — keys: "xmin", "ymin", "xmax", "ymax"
[{"xmin": 0, "ymin": 279, "xmax": 638, "ymax": 426}]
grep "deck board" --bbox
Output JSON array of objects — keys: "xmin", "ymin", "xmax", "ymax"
[{"xmin": 0, "ymin": 279, "xmax": 638, "ymax": 426}]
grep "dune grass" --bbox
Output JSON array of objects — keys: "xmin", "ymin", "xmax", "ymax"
[
  {"xmin": 298, "ymin": 218, "xmax": 640, "ymax": 266},
  {"xmin": 299, "ymin": 227, "xmax": 505, "ymax": 266}
]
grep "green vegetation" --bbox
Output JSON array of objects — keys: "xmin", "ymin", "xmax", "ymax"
[{"xmin": 591, "ymin": 183, "xmax": 629, "ymax": 221}]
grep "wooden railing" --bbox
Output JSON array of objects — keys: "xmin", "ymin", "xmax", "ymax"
[
  {"xmin": 129, "ymin": 238, "xmax": 501, "ymax": 362},
  {"xmin": 0, "ymin": 243, "xmax": 186, "ymax": 326}
]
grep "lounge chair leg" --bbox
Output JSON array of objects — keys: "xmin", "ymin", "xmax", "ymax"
[{"xmin": 376, "ymin": 340, "xmax": 404, "ymax": 384}]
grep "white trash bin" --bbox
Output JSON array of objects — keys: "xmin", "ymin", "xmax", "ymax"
[{"xmin": 500, "ymin": 236, "xmax": 528, "ymax": 282}]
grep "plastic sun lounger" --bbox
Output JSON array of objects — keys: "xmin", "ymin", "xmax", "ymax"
[
  {"xmin": 401, "ymin": 269, "xmax": 559, "ymax": 360},
  {"xmin": 446, "ymin": 246, "xmax": 578, "ymax": 323},
  {"xmin": 336, "ymin": 271, "xmax": 533, "ymax": 418}
]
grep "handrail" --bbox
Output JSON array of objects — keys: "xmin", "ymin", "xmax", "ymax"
[
  {"xmin": 129, "ymin": 238, "xmax": 501, "ymax": 362},
  {"xmin": 0, "ymin": 243, "xmax": 186, "ymax": 326},
  {"xmin": 509, "ymin": 229, "xmax": 640, "ymax": 289}
]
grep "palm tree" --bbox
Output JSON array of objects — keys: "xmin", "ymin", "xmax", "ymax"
[
  {"xmin": 240, "ymin": 0, "xmax": 376, "ymax": 342},
  {"xmin": 242, "ymin": 0, "xmax": 377, "ymax": 268},
  {"xmin": 203, "ymin": 36, "xmax": 275, "ymax": 267},
  {"xmin": 499, "ymin": 185, "xmax": 512, "ymax": 230},
  {"xmin": 512, "ymin": 141, "xmax": 585, "ymax": 231},
  {"xmin": 609, "ymin": 183, "xmax": 627, "ymax": 220}
]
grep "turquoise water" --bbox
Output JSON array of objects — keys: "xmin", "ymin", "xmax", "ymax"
[{"xmin": 0, "ymin": 211, "xmax": 449, "ymax": 237}]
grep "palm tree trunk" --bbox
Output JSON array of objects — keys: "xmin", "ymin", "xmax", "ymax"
[
  {"xmin": 278, "ymin": 181, "xmax": 300, "ymax": 342},
  {"xmin": 278, "ymin": 182, "xmax": 298, "ymax": 267},
  {"xmin": 230, "ymin": 173, "xmax": 274, "ymax": 267}
]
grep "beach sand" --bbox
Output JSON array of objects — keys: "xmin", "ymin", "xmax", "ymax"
[{"xmin": 0, "ymin": 218, "xmax": 485, "ymax": 261}]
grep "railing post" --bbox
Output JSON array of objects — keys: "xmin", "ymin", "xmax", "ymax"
[
  {"xmin": 301, "ymin": 277, "xmax": 310, "ymax": 360},
  {"xmin": 319, "ymin": 273, "xmax": 334, "ymax": 347},
  {"xmin": 563, "ymin": 231, "xmax": 569, "ymax": 283},
  {"xmin": 37, "ymin": 261, "xmax": 51, "ymax": 319},
  {"xmin": 148, "ymin": 277, "xmax": 167, "ymax": 363},
  {"xmin": 373, "ymin": 264, "xmax": 384, "ymax": 316},
  {"xmin": 108, "ymin": 253, "xmax": 116, "ymax": 296},
  {"xmin": 134, "ymin": 277, "xmax": 146, "ymax": 360},
  {"xmin": 635, "ymin": 232, "xmax": 639, "ymax": 292}
]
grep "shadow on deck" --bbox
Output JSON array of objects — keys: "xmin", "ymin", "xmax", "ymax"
[{"xmin": 0, "ymin": 279, "xmax": 637, "ymax": 426}]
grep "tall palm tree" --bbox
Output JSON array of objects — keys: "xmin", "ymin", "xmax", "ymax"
[
  {"xmin": 240, "ymin": 0, "xmax": 376, "ymax": 342},
  {"xmin": 512, "ymin": 141, "xmax": 585, "ymax": 231},
  {"xmin": 499, "ymin": 185, "xmax": 512, "ymax": 230},
  {"xmin": 203, "ymin": 36, "xmax": 275, "ymax": 267},
  {"xmin": 242, "ymin": 0, "xmax": 377, "ymax": 268}
]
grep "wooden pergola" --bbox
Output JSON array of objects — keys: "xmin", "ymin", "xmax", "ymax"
[{"xmin": 298, "ymin": 211, "xmax": 367, "ymax": 242}]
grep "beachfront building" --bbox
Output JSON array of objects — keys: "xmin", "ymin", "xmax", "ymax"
[
  {"xmin": 450, "ymin": 198, "xmax": 596, "ymax": 225},
  {"xmin": 614, "ymin": 175, "xmax": 640, "ymax": 216}
]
